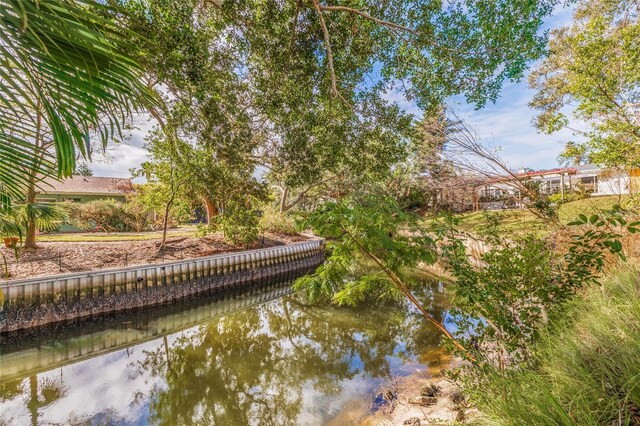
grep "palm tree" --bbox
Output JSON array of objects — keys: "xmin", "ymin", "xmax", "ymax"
[
  {"xmin": 0, "ymin": 202, "xmax": 66, "ymax": 249},
  {"xmin": 17, "ymin": 202, "xmax": 68, "ymax": 248},
  {"xmin": 0, "ymin": 0, "xmax": 156, "ymax": 207}
]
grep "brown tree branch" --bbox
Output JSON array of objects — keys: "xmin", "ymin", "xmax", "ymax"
[
  {"xmin": 339, "ymin": 222, "xmax": 472, "ymax": 357},
  {"xmin": 311, "ymin": 0, "xmax": 338, "ymax": 97},
  {"xmin": 318, "ymin": 4, "xmax": 418, "ymax": 35},
  {"xmin": 318, "ymin": 3, "xmax": 458, "ymax": 52}
]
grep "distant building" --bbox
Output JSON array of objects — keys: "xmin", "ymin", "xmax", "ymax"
[
  {"xmin": 476, "ymin": 165, "xmax": 639, "ymax": 210},
  {"xmin": 35, "ymin": 176, "xmax": 135, "ymax": 232},
  {"xmin": 36, "ymin": 176, "xmax": 135, "ymax": 203}
]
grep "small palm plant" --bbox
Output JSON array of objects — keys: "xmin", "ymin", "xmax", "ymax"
[
  {"xmin": 0, "ymin": 208, "xmax": 22, "ymax": 278},
  {"xmin": 15, "ymin": 203, "xmax": 68, "ymax": 249},
  {"xmin": 0, "ymin": 209, "xmax": 23, "ymax": 246},
  {"xmin": 0, "ymin": 202, "xmax": 67, "ymax": 248}
]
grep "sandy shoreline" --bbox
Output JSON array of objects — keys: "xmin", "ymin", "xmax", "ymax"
[{"xmin": 329, "ymin": 356, "xmax": 479, "ymax": 426}]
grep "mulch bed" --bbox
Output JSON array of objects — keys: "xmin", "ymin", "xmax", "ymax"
[{"xmin": 0, "ymin": 232, "xmax": 308, "ymax": 281}]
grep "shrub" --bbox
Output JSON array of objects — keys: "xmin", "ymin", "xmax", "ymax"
[
  {"xmin": 221, "ymin": 202, "xmax": 260, "ymax": 247},
  {"xmin": 548, "ymin": 191, "xmax": 588, "ymax": 205},
  {"xmin": 259, "ymin": 206, "xmax": 297, "ymax": 235},
  {"xmin": 128, "ymin": 183, "xmax": 192, "ymax": 230},
  {"xmin": 472, "ymin": 268, "xmax": 640, "ymax": 425},
  {"xmin": 121, "ymin": 201, "xmax": 152, "ymax": 232},
  {"xmin": 438, "ymin": 206, "xmax": 634, "ymax": 368},
  {"xmin": 67, "ymin": 199, "xmax": 130, "ymax": 232}
]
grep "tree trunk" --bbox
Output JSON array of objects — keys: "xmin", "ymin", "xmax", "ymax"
[
  {"xmin": 24, "ymin": 185, "xmax": 37, "ymax": 249},
  {"xmin": 160, "ymin": 193, "xmax": 175, "ymax": 251},
  {"xmin": 203, "ymin": 198, "xmax": 219, "ymax": 224},
  {"xmin": 24, "ymin": 102, "xmax": 44, "ymax": 249},
  {"xmin": 279, "ymin": 186, "xmax": 289, "ymax": 213}
]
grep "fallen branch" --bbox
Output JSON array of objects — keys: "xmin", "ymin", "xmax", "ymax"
[{"xmin": 339, "ymin": 222, "xmax": 472, "ymax": 358}]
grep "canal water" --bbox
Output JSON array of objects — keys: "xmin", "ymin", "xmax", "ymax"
[{"xmin": 0, "ymin": 275, "xmax": 454, "ymax": 425}]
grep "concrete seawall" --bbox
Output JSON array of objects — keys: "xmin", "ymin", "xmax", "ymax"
[{"xmin": 0, "ymin": 239, "xmax": 324, "ymax": 333}]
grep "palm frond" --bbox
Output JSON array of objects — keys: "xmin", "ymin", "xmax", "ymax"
[
  {"xmin": 0, "ymin": 212, "xmax": 23, "ymax": 239},
  {"xmin": 18, "ymin": 202, "xmax": 68, "ymax": 232},
  {"xmin": 0, "ymin": 0, "xmax": 157, "ymax": 202}
]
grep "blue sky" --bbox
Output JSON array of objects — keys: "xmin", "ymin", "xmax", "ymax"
[{"xmin": 91, "ymin": 4, "xmax": 579, "ymax": 179}]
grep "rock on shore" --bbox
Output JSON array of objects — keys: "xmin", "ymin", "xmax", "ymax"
[{"xmin": 354, "ymin": 372, "xmax": 479, "ymax": 425}]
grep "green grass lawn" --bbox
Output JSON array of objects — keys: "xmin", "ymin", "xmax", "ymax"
[
  {"xmin": 454, "ymin": 195, "xmax": 631, "ymax": 236},
  {"xmin": 38, "ymin": 225, "xmax": 198, "ymax": 242}
]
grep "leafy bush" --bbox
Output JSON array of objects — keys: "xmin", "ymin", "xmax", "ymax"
[
  {"xmin": 121, "ymin": 200, "xmax": 152, "ymax": 232},
  {"xmin": 472, "ymin": 268, "xmax": 640, "ymax": 425},
  {"xmin": 195, "ymin": 222, "xmax": 218, "ymax": 237},
  {"xmin": 67, "ymin": 199, "xmax": 130, "ymax": 232},
  {"xmin": 128, "ymin": 183, "xmax": 191, "ymax": 230},
  {"xmin": 548, "ymin": 191, "xmax": 588, "ymax": 205},
  {"xmin": 66, "ymin": 187, "xmax": 193, "ymax": 233},
  {"xmin": 221, "ymin": 201, "xmax": 260, "ymax": 247},
  {"xmin": 436, "ymin": 206, "xmax": 635, "ymax": 368},
  {"xmin": 259, "ymin": 206, "xmax": 297, "ymax": 235}
]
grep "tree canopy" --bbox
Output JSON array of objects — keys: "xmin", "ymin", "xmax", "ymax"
[
  {"xmin": 530, "ymin": 0, "xmax": 640, "ymax": 168},
  {"xmin": 113, "ymin": 0, "xmax": 562, "ymax": 215}
]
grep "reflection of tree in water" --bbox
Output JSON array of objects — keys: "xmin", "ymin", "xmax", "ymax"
[
  {"xmin": 8, "ymin": 375, "xmax": 66, "ymax": 426},
  {"xmin": 140, "ymin": 279, "xmax": 451, "ymax": 425}
]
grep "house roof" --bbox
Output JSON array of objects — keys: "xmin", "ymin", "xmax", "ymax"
[
  {"xmin": 574, "ymin": 163, "xmax": 601, "ymax": 173},
  {"xmin": 515, "ymin": 167, "xmax": 578, "ymax": 178},
  {"xmin": 38, "ymin": 176, "xmax": 134, "ymax": 196}
]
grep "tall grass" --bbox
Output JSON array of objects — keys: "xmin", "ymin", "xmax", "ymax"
[{"xmin": 472, "ymin": 268, "xmax": 640, "ymax": 425}]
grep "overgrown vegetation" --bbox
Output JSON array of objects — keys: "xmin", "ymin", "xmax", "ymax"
[
  {"xmin": 63, "ymin": 185, "xmax": 193, "ymax": 234},
  {"xmin": 472, "ymin": 268, "xmax": 640, "ymax": 425},
  {"xmin": 2, "ymin": 0, "xmax": 639, "ymax": 422},
  {"xmin": 259, "ymin": 206, "xmax": 297, "ymax": 236}
]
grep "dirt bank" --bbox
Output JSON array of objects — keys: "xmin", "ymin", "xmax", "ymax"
[{"xmin": 0, "ymin": 232, "xmax": 308, "ymax": 280}]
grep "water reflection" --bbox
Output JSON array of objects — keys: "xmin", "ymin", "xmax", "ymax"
[{"xmin": 0, "ymin": 278, "xmax": 452, "ymax": 425}]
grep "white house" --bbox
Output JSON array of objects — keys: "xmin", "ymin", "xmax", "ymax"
[{"xmin": 476, "ymin": 164, "xmax": 637, "ymax": 210}]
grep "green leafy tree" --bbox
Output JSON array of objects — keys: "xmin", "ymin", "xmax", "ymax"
[
  {"xmin": 114, "ymin": 0, "xmax": 562, "ymax": 217},
  {"xmin": 135, "ymin": 130, "xmax": 193, "ymax": 250},
  {"xmin": 118, "ymin": 1, "xmax": 268, "ymax": 229},
  {"xmin": 126, "ymin": 182, "xmax": 191, "ymax": 231},
  {"xmin": 74, "ymin": 162, "xmax": 94, "ymax": 177},
  {"xmin": 384, "ymin": 107, "xmax": 459, "ymax": 211},
  {"xmin": 530, "ymin": 0, "xmax": 640, "ymax": 167},
  {"xmin": 431, "ymin": 206, "xmax": 637, "ymax": 371},
  {"xmin": 295, "ymin": 195, "xmax": 467, "ymax": 353}
]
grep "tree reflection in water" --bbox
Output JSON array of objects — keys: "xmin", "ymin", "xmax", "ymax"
[
  {"xmin": 140, "ymin": 279, "xmax": 451, "ymax": 425},
  {"xmin": 0, "ymin": 278, "xmax": 451, "ymax": 425}
]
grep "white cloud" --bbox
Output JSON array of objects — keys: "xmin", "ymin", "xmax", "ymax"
[{"xmin": 88, "ymin": 114, "xmax": 156, "ymax": 181}]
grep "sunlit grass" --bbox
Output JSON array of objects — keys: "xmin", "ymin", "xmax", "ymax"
[{"xmin": 453, "ymin": 195, "xmax": 629, "ymax": 237}]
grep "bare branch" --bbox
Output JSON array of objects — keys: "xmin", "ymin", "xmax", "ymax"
[
  {"xmin": 318, "ymin": 4, "xmax": 458, "ymax": 52},
  {"xmin": 318, "ymin": 4, "xmax": 418, "ymax": 35},
  {"xmin": 290, "ymin": 0, "xmax": 302, "ymax": 50}
]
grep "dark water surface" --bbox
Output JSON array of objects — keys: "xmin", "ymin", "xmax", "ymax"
[{"xmin": 0, "ymin": 276, "xmax": 453, "ymax": 425}]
